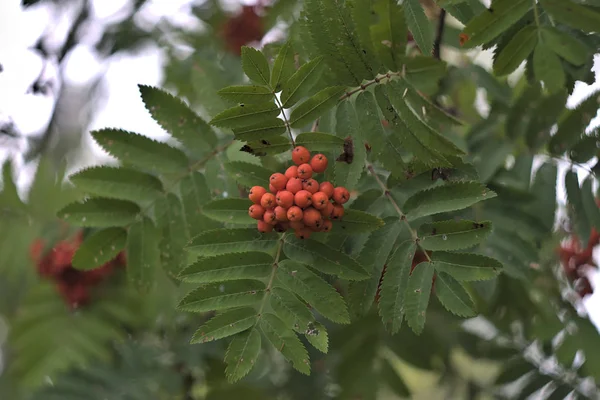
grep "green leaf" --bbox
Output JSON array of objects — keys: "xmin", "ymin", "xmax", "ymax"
[
  {"xmin": 92, "ymin": 129, "xmax": 189, "ymax": 173},
  {"xmin": 565, "ymin": 170, "xmax": 592, "ymax": 245},
  {"xmin": 539, "ymin": 27, "xmax": 588, "ymax": 66},
  {"xmin": 224, "ymin": 162, "xmax": 273, "ymax": 188},
  {"xmin": 402, "ymin": 56, "xmax": 447, "ymax": 94},
  {"xmin": 127, "ymin": 216, "xmax": 160, "ymax": 291},
  {"xmin": 186, "ymin": 228, "xmax": 279, "ymax": 256},
  {"xmin": 71, "ymin": 228, "xmax": 127, "ymax": 270},
  {"xmin": 138, "ymin": 85, "xmax": 217, "ymax": 152},
  {"xmin": 351, "ymin": 0, "xmax": 382, "ymax": 73},
  {"xmin": 540, "ymin": 0, "xmax": 600, "ymax": 33},
  {"xmin": 334, "ymin": 101, "xmax": 366, "ymax": 190},
  {"xmin": 178, "ymin": 280, "xmax": 264, "ymax": 312},
  {"xmin": 210, "ymin": 102, "xmax": 280, "ymax": 129},
  {"xmin": 581, "ymin": 177, "xmax": 600, "ymax": 233},
  {"xmin": 57, "ymin": 198, "xmax": 140, "ymax": 227},
  {"xmin": 380, "ymin": 358, "xmax": 411, "ymax": 397},
  {"xmin": 418, "ymin": 220, "xmax": 492, "ymax": 251},
  {"xmin": 225, "ymin": 329, "xmax": 261, "ymax": 383},
  {"xmin": 217, "ymin": 85, "xmax": 274, "ymax": 104},
  {"xmin": 260, "ymin": 313, "xmax": 310, "ymax": 375},
  {"xmin": 304, "ymin": 321, "xmax": 328, "ymax": 353},
  {"xmin": 232, "ymin": 118, "xmax": 286, "ymax": 142},
  {"xmin": 242, "ymin": 136, "xmax": 291, "ymax": 156},
  {"xmin": 155, "ymin": 194, "xmax": 190, "ymax": 279},
  {"xmin": 270, "ymin": 287, "xmax": 315, "ymax": 332},
  {"xmin": 331, "ymin": 209, "xmax": 385, "ymax": 233},
  {"xmin": 370, "ymin": 0, "xmax": 407, "ymax": 71},
  {"xmin": 461, "ymin": 0, "xmax": 532, "ymax": 48},
  {"xmin": 533, "ymin": 44, "xmax": 565, "ymax": 94},
  {"xmin": 434, "ymin": 272, "xmax": 476, "ymax": 317},
  {"xmin": 379, "ymin": 240, "xmax": 418, "ymax": 334},
  {"xmin": 290, "ymin": 86, "xmax": 346, "ymax": 128},
  {"xmin": 493, "ymin": 25, "xmax": 537, "ymax": 76},
  {"xmin": 281, "ymin": 56, "xmax": 325, "ymax": 108},
  {"xmin": 191, "ymin": 308, "xmax": 258, "ymax": 343},
  {"xmin": 69, "ymin": 166, "xmax": 163, "ymax": 204},
  {"xmin": 404, "ymin": 262, "xmax": 434, "ymax": 335},
  {"xmin": 179, "ymin": 252, "xmax": 273, "ymax": 283},
  {"xmin": 431, "ymin": 252, "xmax": 502, "ymax": 281},
  {"xmin": 403, "ymin": 181, "xmax": 497, "ymax": 219},
  {"xmin": 277, "ymin": 260, "xmax": 350, "ymax": 324},
  {"xmin": 295, "ymin": 132, "xmax": 346, "ymax": 151},
  {"xmin": 241, "ymin": 46, "xmax": 271, "ymax": 86},
  {"xmin": 404, "ymin": 0, "xmax": 433, "ymax": 55},
  {"xmin": 283, "ymin": 236, "xmax": 368, "ymax": 280},
  {"xmin": 202, "ymin": 198, "xmax": 255, "ymax": 225},
  {"xmin": 271, "ymin": 41, "xmax": 295, "ymax": 92},
  {"xmin": 179, "ymin": 172, "xmax": 219, "ymax": 237}
]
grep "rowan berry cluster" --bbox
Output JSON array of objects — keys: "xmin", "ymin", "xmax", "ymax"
[
  {"xmin": 30, "ymin": 232, "xmax": 125, "ymax": 309},
  {"xmin": 248, "ymin": 146, "xmax": 349, "ymax": 239},
  {"xmin": 558, "ymin": 228, "xmax": 598, "ymax": 298}
]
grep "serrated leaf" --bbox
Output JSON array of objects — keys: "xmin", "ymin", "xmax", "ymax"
[
  {"xmin": 232, "ymin": 118, "xmax": 286, "ymax": 141},
  {"xmin": 243, "ymin": 136, "xmax": 291, "ymax": 155},
  {"xmin": 179, "ymin": 252, "xmax": 273, "ymax": 283},
  {"xmin": 581, "ymin": 177, "xmax": 600, "ymax": 233},
  {"xmin": 331, "ymin": 209, "xmax": 385, "ymax": 233},
  {"xmin": 210, "ymin": 102, "xmax": 280, "ymax": 129},
  {"xmin": 127, "ymin": 216, "xmax": 160, "ymax": 291},
  {"xmin": 241, "ymin": 46, "xmax": 271, "ymax": 86},
  {"xmin": 493, "ymin": 25, "xmax": 537, "ymax": 76},
  {"xmin": 370, "ymin": 0, "xmax": 407, "ymax": 71},
  {"xmin": 403, "ymin": 181, "xmax": 497, "ymax": 219},
  {"xmin": 217, "ymin": 85, "xmax": 274, "ymax": 104},
  {"xmin": 191, "ymin": 308, "xmax": 258, "ymax": 343},
  {"xmin": 223, "ymin": 162, "xmax": 273, "ymax": 188},
  {"xmin": 270, "ymin": 287, "xmax": 315, "ymax": 332},
  {"xmin": 281, "ymin": 56, "xmax": 325, "ymax": 108},
  {"xmin": 271, "ymin": 41, "xmax": 295, "ymax": 92},
  {"xmin": 461, "ymin": 0, "xmax": 532, "ymax": 48},
  {"xmin": 434, "ymin": 272, "xmax": 476, "ymax": 317},
  {"xmin": 260, "ymin": 313, "xmax": 310, "ymax": 374},
  {"xmin": 225, "ymin": 329, "xmax": 261, "ymax": 383},
  {"xmin": 71, "ymin": 228, "xmax": 127, "ymax": 270},
  {"xmin": 404, "ymin": 87, "xmax": 465, "ymax": 129},
  {"xmin": 57, "ymin": 198, "xmax": 140, "ymax": 227},
  {"xmin": 283, "ymin": 236, "xmax": 368, "ymax": 280},
  {"xmin": 380, "ymin": 358, "xmax": 411, "ymax": 397},
  {"xmin": 379, "ymin": 240, "xmax": 417, "ymax": 334},
  {"xmin": 418, "ymin": 220, "xmax": 492, "ymax": 251},
  {"xmin": 431, "ymin": 252, "xmax": 502, "ymax": 281},
  {"xmin": 539, "ymin": 27, "xmax": 588, "ymax": 66},
  {"xmin": 138, "ymin": 85, "xmax": 217, "ymax": 152},
  {"xmin": 294, "ymin": 132, "xmax": 345, "ymax": 151},
  {"xmin": 202, "ymin": 198, "xmax": 255, "ymax": 225},
  {"xmin": 533, "ymin": 44, "xmax": 565, "ymax": 93},
  {"xmin": 402, "ymin": 56, "xmax": 447, "ymax": 94},
  {"xmin": 304, "ymin": 321, "xmax": 328, "ymax": 353},
  {"xmin": 404, "ymin": 262, "xmax": 434, "ymax": 335},
  {"xmin": 186, "ymin": 228, "xmax": 279, "ymax": 256},
  {"xmin": 404, "ymin": 0, "xmax": 433, "ymax": 55},
  {"xmin": 155, "ymin": 194, "xmax": 190, "ymax": 279},
  {"xmin": 290, "ymin": 86, "xmax": 346, "ymax": 128},
  {"xmin": 334, "ymin": 101, "xmax": 366, "ymax": 190},
  {"xmin": 178, "ymin": 280, "xmax": 264, "ymax": 312},
  {"xmin": 540, "ymin": 0, "xmax": 600, "ymax": 33},
  {"xmin": 69, "ymin": 166, "xmax": 163, "ymax": 204},
  {"xmin": 277, "ymin": 260, "xmax": 350, "ymax": 324},
  {"xmin": 180, "ymin": 172, "xmax": 219, "ymax": 237},
  {"xmin": 565, "ymin": 170, "xmax": 592, "ymax": 246}
]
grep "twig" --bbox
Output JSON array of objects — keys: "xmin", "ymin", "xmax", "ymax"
[
  {"xmin": 257, "ymin": 235, "xmax": 285, "ymax": 316},
  {"xmin": 339, "ymin": 71, "xmax": 403, "ymax": 101},
  {"xmin": 433, "ymin": 9, "xmax": 446, "ymax": 60},
  {"xmin": 274, "ymin": 96, "xmax": 296, "ymax": 147}
]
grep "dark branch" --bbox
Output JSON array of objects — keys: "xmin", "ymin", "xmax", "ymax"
[{"xmin": 433, "ymin": 8, "xmax": 446, "ymax": 60}]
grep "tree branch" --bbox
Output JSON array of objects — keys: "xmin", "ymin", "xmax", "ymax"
[{"xmin": 433, "ymin": 8, "xmax": 446, "ymax": 60}]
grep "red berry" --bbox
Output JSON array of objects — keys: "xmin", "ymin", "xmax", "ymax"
[
  {"xmin": 249, "ymin": 204, "xmax": 265, "ymax": 220},
  {"xmin": 287, "ymin": 206, "xmax": 304, "ymax": 222},
  {"xmin": 321, "ymin": 201, "xmax": 334, "ymax": 218},
  {"xmin": 294, "ymin": 190, "xmax": 312, "ymax": 208},
  {"xmin": 260, "ymin": 193, "xmax": 276, "ymax": 209},
  {"xmin": 297, "ymin": 163, "xmax": 313, "ymax": 179},
  {"xmin": 249, "ymin": 186, "xmax": 267, "ymax": 204},
  {"xmin": 285, "ymin": 165, "xmax": 298, "ymax": 179},
  {"xmin": 319, "ymin": 181, "xmax": 334, "ymax": 198},
  {"xmin": 310, "ymin": 154, "xmax": 328, "ymax": 173},
  {"xmin": 274, "ymin": 206, "xmax": 289, "ymax": 221},
  {"xmin": 303, "ymin": 207, "xmax": 323, "ymax": 228},
  {"xmin": 264, "ymin": 210, "xmax": 277, "ymax": 225},
  {"xmin": 257, "ymin": 220, "xmax": 274, "ymax": 233},
  {"xmin": 321, "ymin": 219, "xmax": 333, "ymax": 232},
  {"xmin": 276, "ymin": 190, "xmax": 294, "ymax": 208},
  {"xmin": 333, "ymin": 187, "xmax": 350, "ymax": 204},
  {"xmin": 286, "ymin": 177, "xmax": 303, "ymax": 194},
  {"xmin": 331, "ymin": 203, "xmax": 344, "ymax": 219},
  {"xmin": 270, "ymin": 173, "xmax": 288, "ymax": 191},
  {"xmin": 295, "ymin": 227, "xmax": 312, "ymax": 240},
  {"xmin": 289, "ymin": 220, "xmax": 305, "ymax": 230},
  {"xmin": 292, "ymin": 146, "xmax": 311, "ymax": 165},
  {"xmin": 311, "ymin": 192, "xmax": 329, "ymax": 210},
  {"xmin": 302, "ymin": 179, "xmax": 319, "ymax": 194}
]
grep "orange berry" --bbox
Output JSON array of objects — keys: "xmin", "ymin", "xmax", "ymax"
[
  {"xmin": 321, "ymin": 201, "xmax": 334, "ymax": 218},
  {"xmin": 297, "ymin": 163, "xmax": 313, "ymax": 179},
  {"xmin": 319, "ymin": 181, "xmax": 334, "ymax": 199},
  {"xmin": 333, "ymin": 186, "xmax": 350, "ymax": 204},
  {"xmin": 321, "ymin": 219, "xmax": 333, "ymax": 232},
  {"xmin": 295, "ymin": 227, "xmax": 312, "ymax": 240},
  {"xmin": 312, "ymin": 191, "xmax": 329, "ymax": 210},
  {"xmin": 249, "ymin": 186, "xmax": 267, "ymax": 204},
  {"xmin": 303, "ymin": 207, "xmax": 323, "ymax": 228},
  {"xmin": 276, "ymin": 190, "xmax": 294, "ymax": 208},
  {"xmin": 294, "ymin": 190, "xmax": 312, "ymax": 208},
  {"xmin": 292, "ymin": 146, "xmax": 311, "ymax": 165},
  {"xmin": 249, "ymin": 204, "xmax": 265, "ymax": 220},
  {"xmin": 302, "ymin": 179, "xmax": 319, "ymax": 194},
  {"xmin": 331, "ymin": 203, "xmax": 344, "ymax": 219},
  {"xmin": 269, "ymin": 183, "xmax": 277, "ymax": 193},
  {"xmin": 286, "ymin": 177, "xmax": 303, "ymax": 194},
  {"xmin": 257, "ymin": 220, "xmax": 274, "ymax": 233},
  {"xmin": 275, "ymin": 222, "xmax": 289, "ymax": 232},
  {"xmin": 289, "ymin": 220, "xmax": 305, "ymax": 230},
  {"xmin": 274, "ymin": 206, "xmax": 289, "ymax": 221},
  {"xmin": 270, "ymin": 173, "xmax": 288, "ymax": 191},
  {"xmin": 287, "ymin": 206, "xmax": 304, "ymax": 222},
  {"xmin": 310, "ymin": 154, "xmax": 328, "ymax": 173},
  {"xmin": 264, "ymin": 210, "xmax": 277, "ymax": 225},
  {"xmin": 285, "ymin": 165, "xmax": 298, "ymax": 179},
  {"xmin": 260, "ymin": 193, "xmax": 276, "ymax": 209}
]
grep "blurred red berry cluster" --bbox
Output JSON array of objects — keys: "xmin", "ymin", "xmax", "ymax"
[
  {"xmin": 220, "ymin": 5, "xmax": 264, "ymax": 55},
  {"xmin": 558, "ymin": 228, "xmax": 598, "ymax": 298},
  {"xmin": 30, "ymin": 232, "xmax": 125, "ymax": 309}
]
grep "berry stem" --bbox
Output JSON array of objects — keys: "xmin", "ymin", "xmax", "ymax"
[
  {"xmin": 339, "ymin": 71, "xmax": 404, "ymax": 102},
  {"xmin": 274, "ymin": 95, "xmax": 296, "ymax": 148},
  {"xmin": 257, "ymin": 234, "xmax": 285, "ymax": 317}
]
